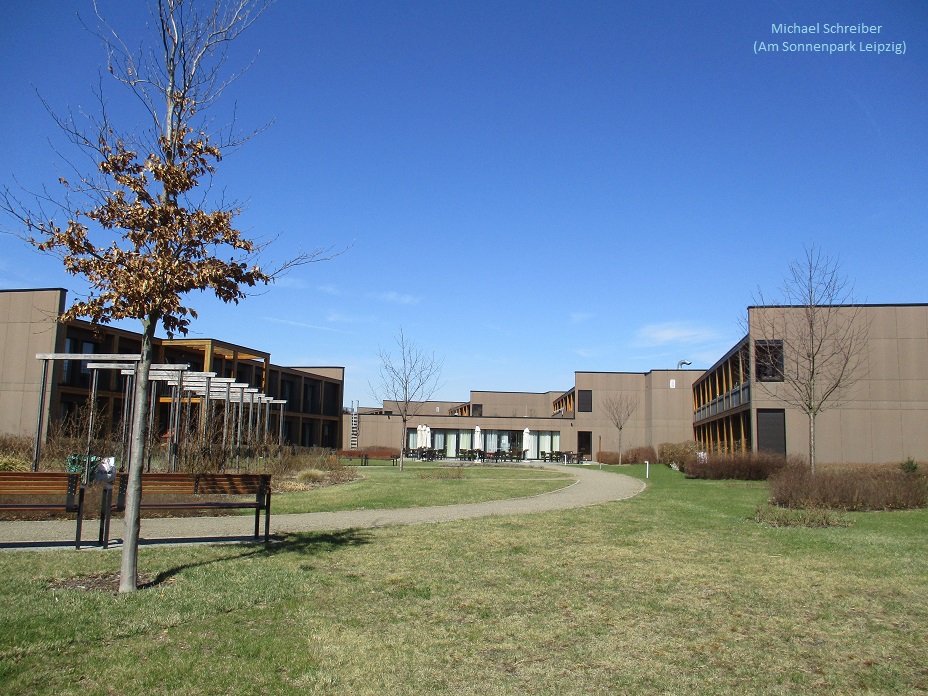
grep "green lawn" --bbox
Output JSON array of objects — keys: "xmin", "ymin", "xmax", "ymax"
[
  {"xmin": 273, "ymin": 464, "xmax": 573, "ymax": 514},
  {"xmin": 1, "ymin": 464, "xmax": 925, "ymax": 694}
]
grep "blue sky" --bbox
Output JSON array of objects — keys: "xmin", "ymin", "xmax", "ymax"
[{"xmin": 2, "ymin": 1, "xmax": 926, "ymax": 406}]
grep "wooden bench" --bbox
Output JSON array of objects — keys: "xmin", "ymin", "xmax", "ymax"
[
  {"xmin": 102, "ymin": 473, "xmax": 272, "ymax": 547},
  {"xmin": 0, "ymin": 472, "xmax": 88, "ymax": 549},
  {"xmin": 338, "ymin": 450, "xmax": 399, "ymax": 465}
]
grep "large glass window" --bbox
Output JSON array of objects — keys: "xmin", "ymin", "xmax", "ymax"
[
  {"xmin": 578, "ymin": 390, "xmax": 593, "ymax": 412},
  {"xmin": 755, "ymin": 340, "xmax": 784, "ymax": 382}
]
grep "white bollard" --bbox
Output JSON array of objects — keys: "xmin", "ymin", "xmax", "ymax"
[{"xmin": 645, "ymin": 460, "xmax": 649, "ymax": 479}]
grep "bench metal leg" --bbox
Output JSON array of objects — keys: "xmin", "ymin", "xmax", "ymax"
[
  {"xmin": 264, "ymin": 490, "xmax": 271, "ymax": 542},
  {"xmin": 99, "ymin": 484, "xmax": 113, "ymax": 548},
  {"xmin": 75, "ymin": 487, "xmax": 86, "ymax": 550}
]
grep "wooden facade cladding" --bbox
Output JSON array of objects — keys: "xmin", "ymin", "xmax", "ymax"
[{"xmin": 692, "ymin": 336, "xmax": 752, "ymax": 453}]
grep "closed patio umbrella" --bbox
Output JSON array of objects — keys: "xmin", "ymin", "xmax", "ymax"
[{"xmin": 474, "ymin": 425, "xmax": 481, "ymax": 452}]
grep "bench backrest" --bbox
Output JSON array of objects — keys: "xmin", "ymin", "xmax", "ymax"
[
  {"xmin": 114, "ymin": 472, "xmax": 270, "ymax": 505},
  {"xmin": 0, "ymin": 472, "xmax": 83, "ymax": 510}
]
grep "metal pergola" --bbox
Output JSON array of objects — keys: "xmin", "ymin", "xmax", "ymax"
[{"xmin": 34, "ymin": 352, "xmax": 289, "ymax": 474}]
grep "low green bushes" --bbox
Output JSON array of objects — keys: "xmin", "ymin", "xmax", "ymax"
[{"xmin": 769, "ymin": 461, "xmax": 928, "ymax": 511}]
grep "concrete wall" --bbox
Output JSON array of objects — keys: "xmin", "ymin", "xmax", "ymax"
[
  {"xmin": 572, "ymin": 370, "xmax": 703, "ymax": 455},
  {"xmin": 0, "ymin": 289, "xmax": 65, "ymax": 438},
  {"xmin": 347, "ymin": 371, "xmax": 703, "ymax": 458},
  {"xmin": 748, "ymin": 304, "xmax": 928, "ymax": 463},
  {"xmin": 468, "ymin": 391, "xmax": 559, "ymax": 418}
]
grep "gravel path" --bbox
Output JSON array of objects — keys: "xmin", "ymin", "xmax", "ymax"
[{"xmin": 0, "ymin": 464, "xmax": 645, "ymax": 550}]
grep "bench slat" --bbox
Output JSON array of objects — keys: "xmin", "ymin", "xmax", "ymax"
[
  {"xmin": 0, "ymin": 472, "xmax": 87, "ymax": 548},
  {"xmin": 102, "ymin": 472, "xmax": 272, "ymax": 547}
]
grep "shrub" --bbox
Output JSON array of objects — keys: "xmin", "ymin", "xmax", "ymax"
[
  {"xmin": 296, "ymin": 468, "xmax": 328, "ymax": 484},
  {"xmin": 623, "ymin": 446, "xmax": 657, "ymax": 464},
  {"xmin": 596, "ymin": 451, "xmax": 620, "ymax": 465},
  {"xmin": 686, "ymin": 451, "xmax": 794, "ymax": 481},
  {"xmin": 0, "ymin": 455, "xmax": 31, "ymax": 472},
  {"xmin": 901, "ymin": 457, "xmax": 919, "ymax": 474},
  {"xmin": 769, "ymin": 462, "xmax": 928, "ymax": 511},
  {"xmin": 754, "ymin": 504, "xmax": 852, "ymax": 528},
  {"xmin": 658, "ymin": 442, "xmax": 699, "ymax": 472}
]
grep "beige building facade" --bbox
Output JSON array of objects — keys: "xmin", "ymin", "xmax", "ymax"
[
  {"xmin": 5, "ymin": 289, "xmax": 926, "ymax": 465},
  {"xmin": 694, "ymin": 304, "xmax": 928, "ymax": 464},
  {"xmin": 344, "ymin": 369, "xmax": 704, "ymax": 460}
]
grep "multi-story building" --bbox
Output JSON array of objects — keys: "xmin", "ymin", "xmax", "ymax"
[
  {"xmin": 5, "ymin": 289, "xmax": 926, "ymax": 465},
  {"xmin": 344, "ymin": 369, "xmax": 704, "ymax": 460},
  {"xmin": 0, "ymin": 288, "xmax": 343, "ymax": 448},
  {"xmin": 349, "ymin": 304, "xmax": 928, "ymax": 466},
  {"xmin": 694, "ymin": 304, "xmax": 928, "ymax": 463}
]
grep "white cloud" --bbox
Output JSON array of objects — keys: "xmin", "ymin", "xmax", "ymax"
[
  {"xmin": 325, "ymin": 311, "xmax": 355, "ymax": 323},
  {"xmin": 272, "ymin": 276, "xmax": 312, "ymax": 290},
  {"xmin": 635, "ymin": 322, "xmax": 719, "ymax": 347},
  {"xmin": 264, "ymin": 317, "xmax": 348, "ymax": 333},
  {"xmin": 573, "ymin": 346, "xmax": 603, "ymax": 358},
  {"xmin": 570, "ymin": 311, "xmax": 594, "ymax": 324},
  {"xmin": 375, "ymin": 291, "xmax": 419, "ymax": 305}
]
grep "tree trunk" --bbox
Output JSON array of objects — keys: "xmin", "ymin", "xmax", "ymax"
[
  {"xmin": 119, "ymin": 316, "xmax": 155, "ymax": 594},
  {"xmin": 618, "ymin": 428, "xmax": 623, "ymax": 467},
  {"xmin": 809, "ymin": 412, "xmax": 816, "ymax": 476},
  {"xmin": 398, "ymin": 419, "xmax": 406, "ymax": 472}
]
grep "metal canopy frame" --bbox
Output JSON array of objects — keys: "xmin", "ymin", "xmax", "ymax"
[{"xmin": 35, "ymin": 351, "xmax": 289, "ymax": 473}]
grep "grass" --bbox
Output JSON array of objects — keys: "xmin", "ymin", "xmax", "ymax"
[
  {"xmin": 1, "ymin": 464, "xmax": 926, "ymax": 694},
  {"xmin": 271, "ymin": 464, "xmax": 573, "ymax": 514}
]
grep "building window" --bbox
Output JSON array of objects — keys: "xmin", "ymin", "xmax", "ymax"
[
  {"xmin": 472, "ymin": 404, "xmax": 483, "ymax": 417},
  {"xmin": 578, "ymin": 390, "xmax": 593, "ymax": 413},
  {"xmin": 755, "ymin": 340, "xmax": 784, "ymax": 382}
]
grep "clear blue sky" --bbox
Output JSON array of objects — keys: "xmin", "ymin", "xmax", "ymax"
[{"xmin": 2, "ymin": 1, "xmax": 926, "ymax": 406}]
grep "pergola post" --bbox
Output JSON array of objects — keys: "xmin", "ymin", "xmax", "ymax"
[{"xmin": 32, "ymin": 358, "xmax": 50, "ymax": 471}]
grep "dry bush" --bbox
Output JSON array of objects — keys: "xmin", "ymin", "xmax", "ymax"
[
  {"xmin": 623, "ymin": 446, "xmax": 657, "ymax": 464},
  {"xmin": 236, "ymin": 448, "xmax": 357, "ymax": 492},
  {"xmin": 769, "ymin": 462, "xmax": 928, "ymax": 511},
  {"xmin": 754, "ymin": 504, "xmax": 852, "ymax": 528},
  {"xmin": 296, "ymin": 468, "xmax": 328, "ymax": 485},
  {"xmin": 597, "ymin": 448, "xmax": 657, "ymax": 465},
  {"xmin": 39, "ymin": 404, "xmax": 125, "ymax": 471},
  {"xmin": 0, "ymin": 435, "xmax": 33, "ymax": 471},
  {"xmin": 658, "ymin": 442, "xmax": 699, "ymax": 472},
  {"xmin": 686, "ymin": 451, "xmax": 795, "ymax": 481},
  {"xmin": 0, "ymin": 455, "xmax": 31, "ymax": 472}
]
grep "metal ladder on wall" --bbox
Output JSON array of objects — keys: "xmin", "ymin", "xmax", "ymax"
[{"xmin": 349, "ymin": 402, "xmax": 359, "ymax": 450}]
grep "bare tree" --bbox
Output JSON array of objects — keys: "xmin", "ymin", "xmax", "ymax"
[
  {"xmin": 370, "ymin": 329, "xmax": 443, "ymax": 471},
  {"xmin": 601, "ymin": 393, "xmax": 639, "ymax": 468},
  {"xmin": 752, "ymin": 247, "xmax": 869, "ymax": 474},
  {"xmin": 1, "ymin": 0, "xmax": 331, "ymax": 592}
]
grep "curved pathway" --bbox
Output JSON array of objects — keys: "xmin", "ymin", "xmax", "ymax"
[{"xmin": 0, "ymin": 464, "xmax": 645, "ymax": 549}]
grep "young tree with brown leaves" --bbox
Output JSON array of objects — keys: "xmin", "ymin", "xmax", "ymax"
[
  {"xmin": 1, "ymin": 0, "xmax": 329, "ymax": 592},
  {"xmin": 752, "ymin": 247, "xmax": 870, "ymax": 474}
]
